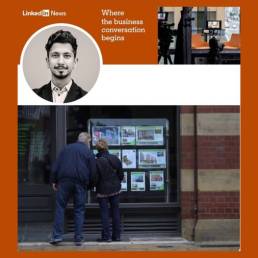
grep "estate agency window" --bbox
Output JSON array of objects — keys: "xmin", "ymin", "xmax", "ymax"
[
  {"xmin": 66, "ymin": 106, "xmax": 179, "ymax": 206},
  {"xmin": 89, "ymin": 119, "xmax": 169, "ymax": 204}
]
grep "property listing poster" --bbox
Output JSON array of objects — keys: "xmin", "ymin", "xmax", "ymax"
[
  {"xmin": 92, "ymin": 126, "xmax": 120, "ymax": 146},
  {"xmin": 138, "ymin": 149, "xmax": 166, "ymax": 168},
  {"xmin": 121, "ymin": 126, "xmax": 136, "ymax": 145},
  {"xmin": 122, "ymin": 149, "xmax": 137, "ymax": 169},
  {"xmin": 136, "ymin": 126, "xmax": 164, "ymax": 145},
  {"xmin": 150, "ymin": 171, "xmax": 165, "ymax": 191},
  {"xmin": 131, "ymin": 172, "xmax": 146, "ymax": 191}
]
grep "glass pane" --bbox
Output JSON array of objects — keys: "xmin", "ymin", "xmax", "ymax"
[
  {"xmin": 224, "ymin": 7, "xmax": 240, "ymax": 41},
  {"xmin": 18, "ymin": 106, "xmax": 52, "ymax": 184},
  {"xmin": 207, "ymin": 11, "xmax": 216, "ymax": 20},
  {"xmin": 192, "ymin": 11, "xmax": 216, "ymax": 34},
  {"xmin": 66, "ymin": 106, "xmax": 179, "ymax": 204},
  {"xmin": 191, "ymin": 12, "xmax": 197, "ymax": 34},
  {"xmin": 88, "ymin": 118, "xmax": 169, "ymax": 203}
]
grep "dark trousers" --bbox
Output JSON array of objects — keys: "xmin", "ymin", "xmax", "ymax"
[
  {"xmin": 52, "ymin": 181, "xmax": 87, "ymax": 241},
  {"xmin": 97, "ymin": 194, "xmax": 121, "ymax": 240}
]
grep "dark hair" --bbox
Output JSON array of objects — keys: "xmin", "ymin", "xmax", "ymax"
[{"xmin": 45, "ymin": 30, "xmax": 78, "ymax": 57}]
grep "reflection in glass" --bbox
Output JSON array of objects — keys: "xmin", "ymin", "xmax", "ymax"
[{"xmin": 18, "ymin": 106, "xmax": 52, "ymax": 184}]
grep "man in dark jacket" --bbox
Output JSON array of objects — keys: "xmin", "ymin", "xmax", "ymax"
[
  {"xmin": 50, "ymin": 132, "xmax": 96, "ymax": 246},
  {"xmin": 34, "ymin": 80, "xmax": 86, "ymax": 103},
  {"xmin": 94, "ymin": 139, "xmax": 124, "ymax": 242},
  {"xmin": 33, "ymin": 30, "xmax": 87, "ymax": 103}
]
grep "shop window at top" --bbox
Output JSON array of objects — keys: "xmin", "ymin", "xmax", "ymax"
[{"xmin": 192, "ymin": 11, "xmax": 216, "ymax": 34}]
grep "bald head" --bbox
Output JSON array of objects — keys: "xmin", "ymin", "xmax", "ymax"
[{"xmin": 78, "ymin": 132, "xmax": 91, "ymax": 146}]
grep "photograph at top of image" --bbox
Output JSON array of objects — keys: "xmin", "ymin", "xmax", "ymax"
[{"xmin": 158, "ymin": 7, "xmax": 240, "ymax": 64}]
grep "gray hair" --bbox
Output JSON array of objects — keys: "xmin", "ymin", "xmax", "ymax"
[{"xmin": 77, "ymin": 132, "xmax": 91, "ymax": 145}]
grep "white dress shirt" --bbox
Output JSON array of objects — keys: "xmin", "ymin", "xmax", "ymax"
[{"xmin": 51, "ymin": 80, "xmax": 72, "ymax": 103}]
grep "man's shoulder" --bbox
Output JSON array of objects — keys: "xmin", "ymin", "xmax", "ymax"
[
  {"xmin": 70, "ymin": 142, "xmax": 91, "ymax": 152},
  {"xmin": 69, "ymin": 142, "xmax": 83, "ymax": 148},
  {"xmin": 71, "ymin": 81, "xmax": 87, "ymax": 96},
  {"xmin": 33, "ymin": 82, "xmax": 51, "ymax": 94}
]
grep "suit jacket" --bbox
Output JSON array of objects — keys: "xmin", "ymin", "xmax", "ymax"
[{"xmin": 33, "ymin": 80, "xmax": 87, "ymax": 103}]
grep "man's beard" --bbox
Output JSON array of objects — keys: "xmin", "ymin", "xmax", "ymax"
[
  {"xmin": 52, "ymin": 66, "xmax": 70, "ymax": 79},
  {"xmin": 53, "ymin": 72, "xmax": 70, "ymax": 79}
]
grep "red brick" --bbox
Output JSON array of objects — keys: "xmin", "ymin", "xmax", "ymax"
[
  {"xmin": 181, "ymin": 191, "xmax": 240, "ymax": 219},
  {"xmin": 197, "ymin": 136, "xmax": 239, "ymax": 169},
  {"xmin": 181, "ymin": 192, "xmax": 195, "ymax": 219},
  {"xmin": 181, "ymin": 136, "xmax": 195, "ymax": 169},
  {"xmin": 196, "ymin": 106, "xmax": 240, "ymax": 113},
  {"xmin": 180, "ymin": 106, "xmax": 240, "ymax": 113},
  {"xmin": 180, "ymin": 106, "xmax": 195, "ymax": 113},
  {"xmin": 181, "ymin": 136, "xmax": 240, "ymax": 169},
  {"xmin": 198, "ymin": 192, "xmax": 240, "ymax": 219}
]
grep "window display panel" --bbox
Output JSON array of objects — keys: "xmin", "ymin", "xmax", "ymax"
[
  {"xmin": 88, "ymin": 118, "xmax": 169, "ymax": 203},
  {"xmin": 67, "ymin": 107, "xmax": 178, "ymax": 204}
]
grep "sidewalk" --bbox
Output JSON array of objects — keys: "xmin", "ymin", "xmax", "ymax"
[{"xmin": 18, "ymin": 237, "xmax": 240, "ymax": 252}]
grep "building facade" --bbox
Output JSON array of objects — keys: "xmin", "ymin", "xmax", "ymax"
[{"xmin": 18, "ymin": 106, "xmax": 240, "ymax": 241}]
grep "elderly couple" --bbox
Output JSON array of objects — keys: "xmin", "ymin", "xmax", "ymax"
[{"xmin": 49, "ymin": 132, "xmax": 124, "ymax": 246}]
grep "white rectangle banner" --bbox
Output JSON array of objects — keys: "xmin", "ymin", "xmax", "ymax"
[{"xmin": 18, "ymin": 65, "xmax": 240, "ymax": 105}]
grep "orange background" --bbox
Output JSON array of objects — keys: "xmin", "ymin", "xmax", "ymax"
[{"xmin": 0, "ymin": 0, "xmax": 257, "ymax": 257}]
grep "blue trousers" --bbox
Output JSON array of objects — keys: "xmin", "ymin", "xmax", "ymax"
[
  {"xmin": 97, "ymin": 194, "xmax": 121, "ymax": 240},
  {"xmin": 52, "ymin": 181, "xmax": 87, "ymax": 241}
]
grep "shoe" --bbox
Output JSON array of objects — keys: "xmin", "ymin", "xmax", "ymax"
[
  {"xmin": 96, "ymin": 238, "xmax": 112, "ymax": 242},
  {"xmin": 49, "ymin": 238, "xmax": 63, "ymax": 245},
  {"xmin": 74, "ymin": 236, "xmax": 84, "ymax": 246},
  {"xmin": 112, "ymin": 238, "xmax": 121, "ymax": 242},
  {"xmin": 74, "ymin": 240, "xmax": 83, "ymax": 246}
]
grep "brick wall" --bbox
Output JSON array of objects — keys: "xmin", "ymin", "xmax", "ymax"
[
  {"xmin": 181, "ymin": 136, "xmax": 239, "ymax": 169},
  {"xmin": 182, "ymin": 191, "xmax": 240, "ymax": 219},
  {"xmin": 180, "ymin": 106, "xmax": 240, "ymax": 241}
]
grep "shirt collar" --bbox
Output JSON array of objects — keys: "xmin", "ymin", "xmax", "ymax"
[{"xmin": 51, "ymin": 80, "xmax": 73, "ymax": 93}]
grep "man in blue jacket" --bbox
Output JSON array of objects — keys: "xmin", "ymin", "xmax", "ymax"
[{"xmin": 50, "ymin": 132, "xmax": 96, "ymax": 246}]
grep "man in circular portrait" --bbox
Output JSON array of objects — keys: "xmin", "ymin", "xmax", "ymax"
[
  {"xmin": 33, "ymin": 30, "xmax": 87, "ymax": 103},
  {"xmin": 21, "ymin": 24, "xmax": 101, "ymax": 104}
]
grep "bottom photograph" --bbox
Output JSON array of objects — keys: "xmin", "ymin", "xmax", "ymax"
[{"xmin": 18, "ymin": 106, "xmax": 240, "ymax": 251}]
